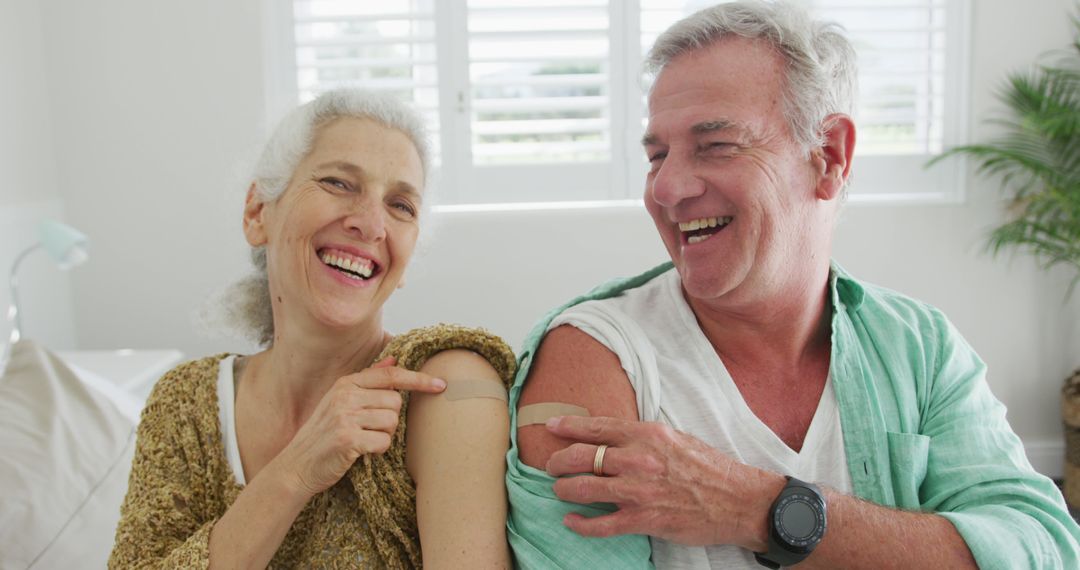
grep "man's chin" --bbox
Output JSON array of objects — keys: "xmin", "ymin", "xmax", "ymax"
[{"xmin": 676, "ymin": 265, "xmax": 739, "ymax": 302}]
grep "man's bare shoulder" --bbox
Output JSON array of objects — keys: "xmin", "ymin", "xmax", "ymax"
[{"xmin": 517, "ymin": 324, "xmax": 638, "ymax": 469}]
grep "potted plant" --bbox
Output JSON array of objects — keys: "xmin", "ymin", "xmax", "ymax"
[{"xmin": 930, "ymin": 19, "xmax": 1080, "ymax": 507}]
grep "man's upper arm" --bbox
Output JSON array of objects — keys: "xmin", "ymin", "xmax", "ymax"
[{"xmin": 517, "ymin": 324, "xmax": 639, "ymax": 470}]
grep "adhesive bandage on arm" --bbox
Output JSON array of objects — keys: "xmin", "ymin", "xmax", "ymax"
[
  {"xmin": 439, "ymin": 380, "xmax": 508, "ymax": 402},
  {"xmin": 516, "ymin": 403, "xmax": 590, "ymax": 426}
]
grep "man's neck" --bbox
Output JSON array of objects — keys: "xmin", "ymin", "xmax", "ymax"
[{"xmin": 685, "ymin": 262, "xmax": 833, "ymax": 371}]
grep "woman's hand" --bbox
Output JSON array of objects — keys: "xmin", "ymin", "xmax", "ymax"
[{"xmin": 271, "ymin": 357, "xmax": 446, "ymax": 498}]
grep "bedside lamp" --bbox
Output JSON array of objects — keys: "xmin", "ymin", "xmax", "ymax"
[{"xmin": 7, "ymin": 219, "xmax": 89, "ymax": 345}]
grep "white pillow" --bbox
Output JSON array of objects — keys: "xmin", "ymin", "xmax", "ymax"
[{"xmin": 0, "ymin": 340, "xmax": 135, "ymax": 570}]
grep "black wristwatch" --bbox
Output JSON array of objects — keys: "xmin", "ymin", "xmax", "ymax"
[{"xmin": 754, "ymin": 476, "xmax": 827, "ymax": 568}]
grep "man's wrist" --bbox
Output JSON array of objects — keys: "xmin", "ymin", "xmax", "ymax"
[
  {"xmin": 741, "ymin": 470, "xmax": 788, "ymax": 552},
  {"xmin": 754, "ymin": 477, "xmax": 829, "ymax": 568}
]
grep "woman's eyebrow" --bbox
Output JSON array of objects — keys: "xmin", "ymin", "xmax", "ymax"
[{"xmin": 314, "ymin": 160, "xmax": 364, "ymax": 175}]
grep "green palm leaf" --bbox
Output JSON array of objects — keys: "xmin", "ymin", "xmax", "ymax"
[{"xmin": 929, "ymin": 18, "xmax": 1080, "ymax": 276}]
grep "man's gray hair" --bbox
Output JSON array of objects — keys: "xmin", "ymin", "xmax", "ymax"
[
  {"xmin": 222, "ymin": 89, "xmax": 431, "ymax": 346},
  {"xmin": 645, "ymin": 0, "xmax": 858, "ymax": 154}
]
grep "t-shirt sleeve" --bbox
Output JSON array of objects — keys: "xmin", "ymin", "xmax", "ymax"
[{"xmin": 507, "ymin": 303, "xmax": 656, "ymax": 569}]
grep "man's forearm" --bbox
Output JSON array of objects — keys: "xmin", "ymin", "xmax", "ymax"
[{"xmin": 798, "ymin": 489, "xmax": 976, "ymax": 569}]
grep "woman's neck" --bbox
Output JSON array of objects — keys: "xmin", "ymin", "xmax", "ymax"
[{"xmin": 244, "ymin": 322, "xmax": 390, "ymax": 426}]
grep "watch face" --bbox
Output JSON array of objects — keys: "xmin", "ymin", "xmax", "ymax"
[{"xmin": 774, "ymin": 493, "xmax": 826, "ymax": 549}]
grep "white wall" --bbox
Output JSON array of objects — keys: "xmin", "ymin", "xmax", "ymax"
[
  {"xmin": 26, "ymin": 0, "xmax": 1077, "ymax": 475},
  {"xmin": 0, "ymin": 0, "xmax": 77, "ymax": 349},
  {"xmin": 40, "ymin": 0, "xmax": 267, "ymax": 356}
]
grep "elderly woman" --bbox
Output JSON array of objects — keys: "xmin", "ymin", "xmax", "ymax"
[{"xmin": 109, "ymin": 89, "xmax": 515, "ymax": 568}]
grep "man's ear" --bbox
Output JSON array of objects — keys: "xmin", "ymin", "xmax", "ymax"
[
  {"xmin": 813, "ymin": 113, "xmax": 856, "ymax": 201},
  {"xmin": 242, "ymin": 183, "xmax": 269, "ymax": 247}
]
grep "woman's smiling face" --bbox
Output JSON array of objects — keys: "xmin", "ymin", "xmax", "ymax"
[{"xmin": 244, "ymin": 116, "xmax": 425, "ymax": 337}]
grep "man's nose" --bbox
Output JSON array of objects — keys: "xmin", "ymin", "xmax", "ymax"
[
  {"xmin": 649, "ymin": 154, "xmax": 706, "ymax": 207},
  {"xmin": 343, "ymin": 196, "xmax": 387, "ymax": 242}
]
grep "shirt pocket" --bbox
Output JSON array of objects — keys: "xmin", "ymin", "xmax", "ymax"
[{"xmin": 885, "ymin": 431, "xmax": 930, "ymax": 508}]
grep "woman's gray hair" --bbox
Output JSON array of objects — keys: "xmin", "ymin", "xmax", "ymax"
[
  {"xmin": 644, "ymin": 0, "xmax": 858, "ymax": 154},
  {"xmin": 225, "ymin": 88, "xmax": 431, "ymax": 346}
]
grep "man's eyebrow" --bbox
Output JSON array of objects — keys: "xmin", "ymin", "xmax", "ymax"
[
  {"xmin": 642, "ymin": 119, "xmax": 746, "ymax": 146},
  {"xmin": 691, "ymin": 120, "xmax": 740, "ymax": 135}
]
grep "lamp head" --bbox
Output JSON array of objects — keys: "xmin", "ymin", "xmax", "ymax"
[{"xmin": 37, "ymin": 219, "xmax": 89, "ymax": 270}]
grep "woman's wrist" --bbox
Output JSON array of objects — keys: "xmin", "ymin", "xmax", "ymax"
[{"xmin": 259, "ymin": 457, "xmax": 318, "ymax": 508}]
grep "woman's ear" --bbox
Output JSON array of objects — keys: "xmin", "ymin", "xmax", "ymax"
[
  {"xmin": 243, "ymin": 183, "xmax": 268, "ymax": 247},
  {"xmin": 813, "ymin": 114, "xmax": 856, "ymax": 201}
]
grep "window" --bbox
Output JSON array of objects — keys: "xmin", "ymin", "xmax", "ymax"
[{"xmin": 271, "ymin": 0, "xmax": 970, "ymax": 206}]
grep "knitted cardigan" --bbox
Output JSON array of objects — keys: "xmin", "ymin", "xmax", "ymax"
[{"xmin": 109, "ymin": 324, "xmax": 516, "ymax": 569}]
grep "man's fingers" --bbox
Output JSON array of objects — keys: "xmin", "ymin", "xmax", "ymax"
[
  {"xmin": 349, "ymin": 366, "xmax": 447, "ymax": 393},
  {"xmin": 552, "ymin": 473, "xmax": 628, "ymax": 505},
  {"xmin": 547, "ymin": 443, "xmax": 626, "ymax": 477},
  {"xmin": 545, "ymin": 415, "xmax": 636, "ymax": 446},
  {"xmin": 563, "ymin": 509, "xmax": 643, "ymax": 539}
]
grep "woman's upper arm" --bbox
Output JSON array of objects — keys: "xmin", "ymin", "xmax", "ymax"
[{"xmin": 407, "ymin": 349, "xmax": 511, "ymax": 569}]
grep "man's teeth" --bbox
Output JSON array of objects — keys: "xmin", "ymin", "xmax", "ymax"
[
  {"xmin": 321, "ymin": 253, "xmax": 373, "ymax": 279},
  {"xmin": 678, "ymin": 216, "xmax": 733, "ymax": 232}
]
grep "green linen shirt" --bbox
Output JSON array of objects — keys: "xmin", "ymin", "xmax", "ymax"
[{"xmin": 506, "ymin": 262, "xmax": 1080, "ymax": 569}]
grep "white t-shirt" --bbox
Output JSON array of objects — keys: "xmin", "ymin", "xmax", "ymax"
[
  {"xmin": 549, "ymin": 268, "xmax": 853, "ymax": 569},
  {"xmin": 217, "ymin": 354, "xmax": 246, "ymax": 486}
]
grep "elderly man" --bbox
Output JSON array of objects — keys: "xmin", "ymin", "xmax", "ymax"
[{"xmin": 505, "ymin": 1, "xmax": 1080, "ymax": 568}]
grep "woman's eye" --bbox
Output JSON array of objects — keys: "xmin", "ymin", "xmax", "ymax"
[
  {"xmin": 320, "ymin": 177, "xmax": 350, "ymax": 191},
  {"xmin": 392, "ymin": 201, "xmax": 417, "ymax": 217}
]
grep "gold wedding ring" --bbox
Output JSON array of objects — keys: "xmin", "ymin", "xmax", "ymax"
[{"xmin": 593, "ymin": 444, "xmax": 609, "ymax": 476}]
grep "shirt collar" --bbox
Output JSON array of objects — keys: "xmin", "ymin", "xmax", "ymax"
[{"xmin": 830, "ymin": 260, "xmax": 865, "ymax": 311}]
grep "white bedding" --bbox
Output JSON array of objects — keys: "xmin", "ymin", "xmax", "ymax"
[{"xmin": 0, "ymin": 341, "xmax": 138, "ymax": 570}]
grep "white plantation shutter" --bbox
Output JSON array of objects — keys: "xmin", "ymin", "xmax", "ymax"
[
  {"xmin": 291, "ymin": 0, "xmax": 443, "ymax": 162},
  {"xmin": 467, "ymin": 0, "xmax": 611, "ymax": 164},
  {"xmin": 813, "ymin": 0, "xmax": 950, "ymax": 156},
  {"xmin": 283, "ymin": 0, "xmax": 969, "ymax": 205},
  {"xmin": 640, "ymin": 1, "xmax": 950, "ymax": 154},
  {"xmin": 460, "ymin": 0, "xmax": 622, "ymax": 203}
]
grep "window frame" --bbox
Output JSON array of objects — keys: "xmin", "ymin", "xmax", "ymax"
[{"xmin": 265, "ymin": 0, "xmax": 971, "ymax": 208}]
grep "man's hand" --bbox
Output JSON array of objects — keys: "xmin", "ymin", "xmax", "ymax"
[{"xmin": 545, "ymin": 415, "xmax": 786, "ymax": 551}]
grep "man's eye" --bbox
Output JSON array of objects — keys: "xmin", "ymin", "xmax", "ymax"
[
  {"xmin": 704, "ymin": 142, "xmax": 736, "ymax": 153},
  {"xmin": 648, "ymin": 151, "xmax": 667, "ymax": 164}
]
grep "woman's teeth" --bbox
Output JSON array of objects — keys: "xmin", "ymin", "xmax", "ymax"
[
  {"xmin": 680, "ymin": 216, "xmax": 733, "ymax": 244},
  {"xmin": 321, "ymin": 252, "xmax": 374, "ymax": 279}
]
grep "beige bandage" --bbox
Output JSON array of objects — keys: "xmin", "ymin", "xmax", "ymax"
[
  {"xmin": 440, "ymin": 379, "xmax": 508, "ymax": 402},
  {"xmin": 517, "ymin": 402, "xmax": 590, "ymax": 426}
]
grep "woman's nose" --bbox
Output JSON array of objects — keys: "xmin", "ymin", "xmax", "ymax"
[{"xmin": 343, "ymin": 196, "xmax": 387, "ymax": 242}]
